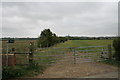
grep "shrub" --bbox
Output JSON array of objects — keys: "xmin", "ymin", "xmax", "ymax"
[
  {"xmin": 2, "ymin": 62, "xmax": 45, "ymax": 79},
  {"xmin": 2, "ymin": 66, "xmax": 26, "ymax": 79},
  {"xmin": 101, "ymin": 59, "xmax": 120, "ymax": 67},
  {"xmin": 37, "ymin": 29, "xmax": 68, "ymax": 48},
  {"xmin": 113, "ymin": 37, "xmax": 120, "ymax": 61}
]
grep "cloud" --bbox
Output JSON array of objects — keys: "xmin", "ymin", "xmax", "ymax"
[{"xmin": 2, "ymin": 2, "xmax": 118, "ymax": 37}]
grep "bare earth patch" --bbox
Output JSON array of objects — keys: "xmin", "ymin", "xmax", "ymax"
[{"xmin": 36, "ymin": 53, "xmax": 118, "ymax": 78}]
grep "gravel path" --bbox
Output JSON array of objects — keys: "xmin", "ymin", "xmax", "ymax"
[
  {"xmin": 83, "ymin": 72, "xmax": 118, "ymax": 78},
  {"xmin": 36, "ymin": 53, "xmax": 118, "ymax": 78}
]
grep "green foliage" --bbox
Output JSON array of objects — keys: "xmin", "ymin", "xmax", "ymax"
[
  {"xmin": 38, "ymin": 29, "xmax": 57, "ymax": 48},
  {"xmin": 113, "ymin": 37, "xmax": 120, "ymax": 61},
  {"xmin": 37, "ymin": 29, "xmax": 67, "ymax": 48},
  {"xmin": 2, "ymin": 66, "xmax": 26, "ymax": 79},
  {"xmin": 37, "ymin": 29, "xmax": 52, "ymax": 47},
  {"xmin": 2, "ymin": 62, "xmax": 45, "ymax": 79},
  {"xmin": 101, "ymin": 59, "xmax": 120, "ymax": 67}
]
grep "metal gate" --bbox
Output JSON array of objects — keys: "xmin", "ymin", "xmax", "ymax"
[
  {"xmin": 73, "ymin": 46, "xmax": 109, "ymax": 64},
  {"xmin": 33, "ymin": 46, "xmax": 110, "ymax": 66}
]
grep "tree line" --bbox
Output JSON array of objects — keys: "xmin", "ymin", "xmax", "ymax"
[
  {"xmin": 66, "ymin": 36, "xmax": 116, "ymax": 40},
  {"xmin": 2, "ymin": 38, "xmax": 38, "ymax": 40}
]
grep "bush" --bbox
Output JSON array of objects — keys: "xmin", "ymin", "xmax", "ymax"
[
  {"xmin": 2, "ymin": 62, "xmax": 45, "ymax": 79},
  {"xmin": 37, "ymin": 29, "xmax": 68, "ymax": 48},
  {"xmin": 2, "ymin": 66, "xmax": 26, "ymax": 79},
  {"xmin": 113, "ymin": 37, "xmax": 120, "ymax": 61},
  {"xmin": 101, "ymin": 59, "xmax": 120, "ymax": 67}
]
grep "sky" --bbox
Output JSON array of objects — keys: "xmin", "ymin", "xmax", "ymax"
[{"xmin": 2, "ymin": 2, "xmax": 118, "ymax": 38}]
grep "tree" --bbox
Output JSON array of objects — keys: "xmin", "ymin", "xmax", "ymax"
[
  {"xmin": 37, "ymin": 29, "xmax": 68, "ymax": 48},
  {"xmin": 38, "ymin": 29, "xmax": 51, "ymax": 47},
  {"xmin": 37, "ymin": 29, "xmax": 57, "ymax": 48},
  {"xmin": 113, "ymin": 37, "xmax": 120, "ymax": 61}
]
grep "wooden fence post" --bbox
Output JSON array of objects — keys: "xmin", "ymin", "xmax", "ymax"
[
  {"xmin": 73, "ymin": 48, "xmax": 76, "ymax": 64},
  {"xmin": 12, "ymin": 48, "xmax": 16, "ymax": 65},
  {"xmin": 108, "ymin": 44, "xmax": 112, "ymax": 60},
  {"xmin": 29, "ymin": 42, "xmax": 34, "ymax": 65},
  {"xmin": 10, "ymin": 48, "xmax": 15, "ymax": 66},
  {"xmin": 6, "ymin": 42, "xmax": 9, "ymax": 66}
]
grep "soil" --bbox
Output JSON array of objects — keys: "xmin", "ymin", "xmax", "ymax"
[{"xmin": 35, "ymin": 53, "xmax": 118, "ymax": 78}]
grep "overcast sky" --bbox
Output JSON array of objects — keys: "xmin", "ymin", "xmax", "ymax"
[{"xmin": 2, "ymin": 2, "xmax": 118, "ymax": 38}]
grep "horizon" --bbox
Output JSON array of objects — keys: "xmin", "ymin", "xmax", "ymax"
[{"xmin": 1, "ymin": 35, "xmax": 118, "ymax": 38}]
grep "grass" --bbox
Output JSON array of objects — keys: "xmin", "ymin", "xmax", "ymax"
[
  {"xmin": 2, "ymin": 39, "xmax": 113, "ymax": 53},
  {"xmin": 70, "ymin": 40, "xmax": 113, "ymax": 53},
  {"xmin": 3, "ymin": 39, "xmax": 113, "ymax": 65},
  {"xmin": 2, "ymin": 62, "xmax": 45, "ymax": 80},
  {"xmin": 70, "ymin": 40, "xmax": 113, "ymax": 47},
  {"xmin": 2, "ymin": 40, "xmax": 37, "ymax": 53},
  {"xmin": 34, "ymin": 39, "xmax": 114, "ymax": 65},
  {"xmin": 34, "ymin": 47, "xmax": 68, "ymax": 66},
  {"xmin": 2, "ymin": 40, "xmax": 37, "ymax": 65},
  {"xmin": 32, "ymin": 40, "xmax": 72, "ymax": 66}
]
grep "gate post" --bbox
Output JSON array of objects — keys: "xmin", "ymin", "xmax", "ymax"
[
  {"xmin": 10, "ymin": 48, "xmax": 15, "ymax": 66},
  {"xmin": 6, "ymin": 41, "xmax": 9, "ymax": 66},
  {"xmin": 29, "ymin": 42, "xmax": 34, "ymax": 65},
  {"xmin": 73, "ymin": 48, "xmax": 76, "ymax": 64}
]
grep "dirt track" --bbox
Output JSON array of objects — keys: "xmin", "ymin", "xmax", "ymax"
[{"xmin": 36, "ymin": 53, "xmax": 118, "ymax": 78}]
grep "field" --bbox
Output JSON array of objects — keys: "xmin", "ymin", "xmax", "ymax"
[
  {"xmin": 54, "ymin": 40, "xmax": 113, "ymax": 47},
  {"xmin": 2, "ymin": 39, "xmax": 117, "ymax": 79},
  {"xmin": 2, "ymin": 39, "xmax": 113, "ymax": 65},
  {"xmin": 2, "ymin": 40, "xmax": 37, "ymax": 53},
  {"xmin": 2, "ymin": 39, "xmax": 113, "ymax": 52}
]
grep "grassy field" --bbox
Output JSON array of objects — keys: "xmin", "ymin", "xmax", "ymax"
[
  {"xmin": 53, "ymin": 40, "xmax": 113, "ymax": 47},
  {"xmin": 2, "ymin": 39, "xmax": 115, "ymax": 79},
  {"xmin": 2, "ymin": 39, "xmax": 113, "ymax": 52},
  {"xmin": 2, "ymin": 40, "xmax": 37, "ymax": 53},
  {"xmin": 2, "ymin": 39, "xmax": 113, "ymax": 64},
  {"xmin": 33, "ymin": 39, "xmax": 113, "ymax": 65}
]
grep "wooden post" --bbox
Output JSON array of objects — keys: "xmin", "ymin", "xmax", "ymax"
[
  {"xmin": 69, "ymin": 48, "xmax": 72, "ymax": 54},
  {"xmin": 12, "ymin": 48, "xmax": 15, "ymax": 66},
  {"xmin": 100, "ymin": 48, "xmax": 104, "ymax": 59},
  {"xmin": 6, "ymin": 41, "xmax": 9, "ymax": 66},
  {"xmin": 8, "ymin": 54, "xmax": 15, "ymax": 66},
  {"xmin": 73, "ymin": 48, "xmax": 76, "ymax": 64},
  {"xmin": 29, "ymin": 42, "xmax": 34, "ymax": 65},
  {"xmin": 12, "ymin": 48, "xmax": 16, "ymax": 65},
  {"xmin": 108, "ymin": 44, "xmax": 112, "ymax": 60}
]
